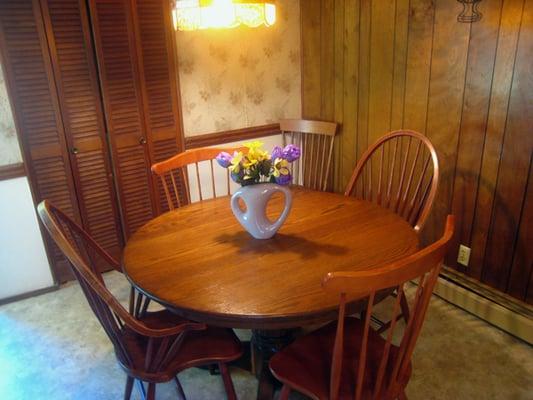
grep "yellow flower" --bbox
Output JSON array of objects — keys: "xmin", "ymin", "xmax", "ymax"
[
  {"xmin": 244, "ymin": 141, "xmax": 270, "ymax": 163},
  {"xmin": 272, "ymin": 157, "xmax": 290, "ymax": 177},
  {"xmin": 254, "ymin": 148, "xmax": 270, "ymax": 161},
  {"xmin": 242, "ymin": 156, "xmax": 258, "ymax": 169},
  {"xmin": 244, "ymin": 140, "xmax": 264, "ymax": 150},
  {"xmin": 229, "ymin": 151, "xmax": 243, "ymax": 173}
]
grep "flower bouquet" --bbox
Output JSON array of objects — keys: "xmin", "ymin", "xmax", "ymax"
[
  {"xmin": 216, "ymin": 141, "xmax": 301, "ymax": 186},
  {"xmin": 216, "ymin": 141, "xmax": 300, "ymax": 239}
]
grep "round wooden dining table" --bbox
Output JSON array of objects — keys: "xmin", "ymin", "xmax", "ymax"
[{"xmin": 123, "ymin": 186, "xmax": 418, "ymax": 400}]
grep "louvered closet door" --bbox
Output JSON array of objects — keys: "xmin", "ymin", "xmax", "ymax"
[
  {"xmin": 132, "ymin": 0, "xmax": 186, "ymax": 213},
  {"xmin": 41, "ymin": 0, "xmax": 123, "ymax": 260},
  {"xmin": 89, "ymin": 0, "xmax": 157, "ymax": 237},
  {"xmin": 0, "ymin": 0, "xmax": 81, "ymax": 282}
]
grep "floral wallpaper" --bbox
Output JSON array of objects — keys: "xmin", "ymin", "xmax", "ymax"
[
  {"xmin": 175, "ymin": 0, "xmax": 301, "ymax": 137},
  {"xmin": 0, "ymin": 62, "xmax": 22, "ymax": 166}
]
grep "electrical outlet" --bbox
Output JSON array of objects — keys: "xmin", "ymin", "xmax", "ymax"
[{"xmin": 457, "ymin": 244, "xmax": 471, "ymax": 267}]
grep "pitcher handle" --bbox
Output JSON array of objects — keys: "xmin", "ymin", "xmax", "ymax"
[
  {"xmin": 269, "ymin": 185, "xmax": 292, "ymax": 232},
  {"xmin": 230, "ymin": 191, "xmax": 245, "ymax": 223}
]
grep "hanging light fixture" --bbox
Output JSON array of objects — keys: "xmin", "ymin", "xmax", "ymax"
[{"xmin": 172, "ymin": 0, "xmax": 276, "ymax": 31}]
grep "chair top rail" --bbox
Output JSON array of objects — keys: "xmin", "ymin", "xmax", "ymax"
[
  {"xmin": 151, "ymin": 146, "xmax": 247, "ymax": 175},
  {"xmin": 280, "ymin": 119, "xmax": 338, "ymax": 136}
]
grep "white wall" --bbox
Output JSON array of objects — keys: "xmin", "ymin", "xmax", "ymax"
[{"xmin": 0, "ymin": 177, "xmax": 54, "ymax": 300}]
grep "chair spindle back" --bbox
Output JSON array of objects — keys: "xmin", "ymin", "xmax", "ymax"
[
  {"xmin": 151, "ymin": 146, "xmax": 246, "ymax": 210},
  {"xmin": 344, "ymin": 130, "xmax": 439, "ymax": 232},
  {"xmin": 37, "ymin": 200, "xmax": 205, "ymax": 377},
  {"xmin": 323, "ymin": 215, "xmax": 454, "ymax": 400},
  {"xmin": 280, "ymin": 119, "xmax": 337, "ymax": 191}
]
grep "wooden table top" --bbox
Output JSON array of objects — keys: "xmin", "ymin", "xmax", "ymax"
[{"xmin": 123, "ymin": 187, "xmax": 418, "ymax": 329}]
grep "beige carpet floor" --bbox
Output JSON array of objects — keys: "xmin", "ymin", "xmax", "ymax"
[{"xmin": 0, "ymin": 271, "xmax": 531, "ymax": 400}]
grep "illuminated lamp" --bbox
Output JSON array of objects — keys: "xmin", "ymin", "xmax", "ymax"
[{"xmin": 172, "ymin": 0, "xmax": 276, "ymax": 31}]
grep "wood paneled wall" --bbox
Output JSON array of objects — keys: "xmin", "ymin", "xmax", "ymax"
[{"xmin": 301, "ymin": 0, "xmax": 533, "ymax": 303}]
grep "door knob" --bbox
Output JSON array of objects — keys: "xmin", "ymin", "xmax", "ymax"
[
  {"xmin": 71, "ymin": 147, "xmax": 79, "ymax": 155},
  {"xmin": 139, "ymin": 137, "xmax": 147, "ymax": 145}
]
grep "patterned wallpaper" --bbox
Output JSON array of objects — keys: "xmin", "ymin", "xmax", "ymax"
[
  {"xmin": 0, "ymin": 62, "xmax": 22, "ymax": 166},
  {"xmin": 175, "ymin": 0, "xmax": 301, "ymax": 137}
]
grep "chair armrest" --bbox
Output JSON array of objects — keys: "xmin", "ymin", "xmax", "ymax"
[
  {"xmin": 125, "ymin": 317, "xmax": 207, "ymax": 338},
  {"xmin": 104, "ymin": 288, "xmax": 207, "ymax": 338}
]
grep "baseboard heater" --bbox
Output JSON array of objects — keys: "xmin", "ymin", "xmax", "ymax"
[{"xmin": 434, "ymin": 267, "xmax": 533, "ymax": 345}]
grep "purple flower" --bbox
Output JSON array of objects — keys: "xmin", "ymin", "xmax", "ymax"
[
  {"xmin": 282, "ymin": 144, "xmax": 301, "ymax": 162},
  {"xmin": 271, "ymin": 146, "xmax": 283, "ymax": 160},
  {"xmin": 230, "ymin": 169, "xmax": 244, "ymax": 184},
  {"xmin": 275, "ymin": 172, "xmax": 292, "ymax": 185},
  {"xmin": 216, "ymin": 152, "xmax": 232, "ymax": 168}
]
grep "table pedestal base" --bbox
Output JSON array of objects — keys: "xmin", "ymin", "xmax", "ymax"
[{"xmin": 250, "ymin": 329, "xmax": 297, "ymax": 400}]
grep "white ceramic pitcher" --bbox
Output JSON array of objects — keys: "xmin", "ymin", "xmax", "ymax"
[{"xmin": 230, "ymin": 183, "xmax": 292, "ymax": 239}]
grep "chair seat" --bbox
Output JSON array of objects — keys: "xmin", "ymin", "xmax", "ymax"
[
  {"xmin": 119, "ymin": 309, "xmax": 243, "ymax": 381},
  {"xmin": 269, "ymin": 317, "xmax": 411, "ymax": 400}
]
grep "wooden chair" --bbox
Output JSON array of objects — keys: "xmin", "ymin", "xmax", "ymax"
[
  {"xmin": 280, "ymin": 119, "xmax": 338, "ymax": 191},
  {"xmin": 270, "ymin": 215, "xmax": 454, "ymax": 400},
  {"xmin": 344, "ymin": 130, "xmax": 439, "ymax": 233},
  {"xmin": 37, "ymin": 200, "xmax": 243, "ymax": 400},
  {"xmin": 151, "ymin": 146, "xmax": 246, "ymax": 210},
  {"xmin": 344, "ymin": 131, "xmax": 439, "ymax": 332}
]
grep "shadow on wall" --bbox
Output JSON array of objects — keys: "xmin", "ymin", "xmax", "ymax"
[{"xmin": 423, "ymin": 167, "xmax": 528, "ymax": 295}]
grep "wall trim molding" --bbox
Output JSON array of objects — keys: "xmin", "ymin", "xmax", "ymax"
[
  {"xmin": 184, "ymin": 123, "xmax": 281, "ymax": 149},
  {"xmin": 0, "ymin": 162, "xmax": 25, "ymax": 181},
  {"xmin": 0, "ymin": 284, "xmax": 59, "ymax": 306},
  {"xmin": 434, "ymin": 269, "xmax": 533, "ymax": 345}
]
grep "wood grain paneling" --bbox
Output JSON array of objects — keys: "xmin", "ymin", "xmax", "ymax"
[
  {"xmin": 402, "ymin": 0, "xmax": 435, "ymax": 133},
  {"xmin": 424, "ymin": 0, "xmax": 470, "ymax": 246},
  {"xmin": 300, "ymin": 1, "xmax": 322, "ymax": 119},
  {"xmin": 390, "ymin": 0, "xmax": 409, "ymax": 130},
  {"xmin": 511, "ymin": 156, "xmax": 532, "ymax": 300},
  {"xmin": 367, "ymin": 0, "xmax": 395, "ymax": 144},
  {"xmin": 301, "ymin": 0, "xmax": 533, "ymax": 303},
  {"xmin": 469, "ymin": 0, "xmax": 524, "ymax": 281},
  {"xmin": 339, "ymin": 0, "xmax": 357, "ymax": 189},
  {"xmin": 449, "ymin": 0, "xmax": 502, "ymax": 277},
  {"xmin": 484, "ymin": 0, "xmax": 532, "ymax": 293},
  {"xmin": 357, "ymin": 0, "xmax": 371, "ymax": 163}
]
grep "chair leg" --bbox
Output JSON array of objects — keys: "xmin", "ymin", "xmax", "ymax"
[
  {"xmin": 136, "ymin": 380, "xmax": 147, "ymax": 400},
  {"xmin": 147, "ymin": 383, "xmax": 156, "ymax": 400},
  {"xmin": 250, "ymin": 341, "xmax": 256, "ymax": 375},
  {"xmin": 218, "ymin": 362, "xmax": 237, "ymax": 400},
  {"xmin": 174, "ymin": 376, "xmax": 187, "ymax": 400},
  {"xmin": 124, "ymin": 376, "xmax": 134, "ymax": 400},
  {"xmin": 400, "ymin": 295, "xmax": 410, "ymax": 322},
  {"xmin": 279, "ymin": 384, "xmax": 291, "ymax": 400}
]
